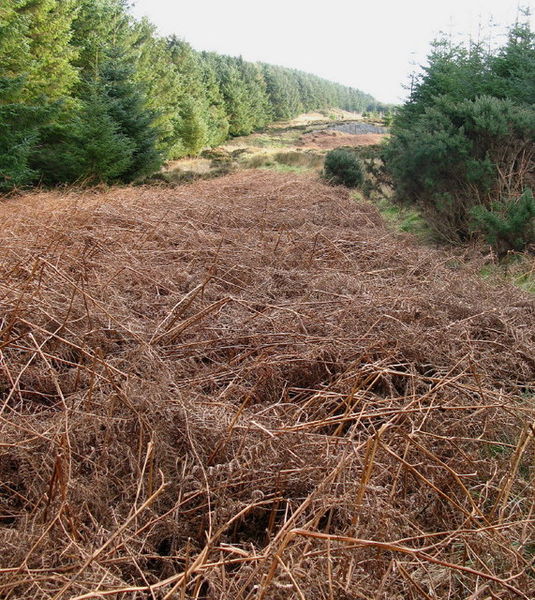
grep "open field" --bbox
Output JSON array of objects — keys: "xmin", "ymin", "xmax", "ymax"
[
  {"xmin": 163, "ymin": 113, "xmax": 388, "ymax": 182},
  {"xmin": 0, "ymin": 170, "xmax": 534, "ymax": 599}
]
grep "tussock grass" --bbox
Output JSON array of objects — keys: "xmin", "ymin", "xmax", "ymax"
[
  {"xmin": 245, "ymin": 150, "xmax": 324, "ymax": 172},
  {"xmin": 0, "ymin": 170, "xmax": 534, "ymax": 599}
]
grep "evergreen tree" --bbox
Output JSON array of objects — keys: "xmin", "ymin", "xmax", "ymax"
[
  {"xmin": 213, "ymin": 55, "xmax": 255, "ymax": 136},
  {"xmin": 71, "ymin": 81, "xmax": 135, "ymax": 183},
  {"xmin": 384, "ymin": 14, "xmax": 535, "ymax": 244},
  {"xmin": 20, "ymin": 0, "xmax": 78, "ymax": 103},
  {"xmin": 31, "ymin": 80, "xmax": 136, "ymax": 185},
  {"xmin": 0, "ymin": 77, "xmax": 45, "ymax": 190},
  {"xmin": 1, "ymin": 0, "xmax": 381, "ymax": 190},
  {"xmin": 262, "ymin": 64, "xmax": 304, "ymax": 120},
  {"xmin": 43, "ymin": 0, "xmax": 163, "ymax": 183},
  {"xmin": 99, "ymin": 46, "xmax": 162, "ymax": 180},
  {"xmin": 168, "ymin": 37, "xmax": 211, "ymax": 154},
  {"xmin": 70, "ymin": 0, "xmax": 133, "ymax": 76},
  {"xmin": 133, "ymin": 19, "xmax": 184, "ymax": 158},
  {"xmin": 0, "ymin": 0, "xmax": 76, "ymax": 190},
  {"xmin": 237, "ymin": 58, "xmax": 270, "ymax": 130},
  {"xmin": 199, "ymin": 53, "xmax": 229, "ymax": 146},
  {"xmin": 490, "ymin": 18, "xmax": 535, "ymax": 104}
]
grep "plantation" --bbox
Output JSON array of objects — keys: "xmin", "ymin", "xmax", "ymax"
[{"xmin": 0, "ymin": 0, "xmax": 384, "ymax": 191}]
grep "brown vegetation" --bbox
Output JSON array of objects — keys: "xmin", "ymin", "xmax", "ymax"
[
  {"xmin": 298, "ymin": 130, "xmax": 387, "ymax": 150},
  {"xmin": 0, "ymin": 170, "xmax": 534, "ymax": 599}
]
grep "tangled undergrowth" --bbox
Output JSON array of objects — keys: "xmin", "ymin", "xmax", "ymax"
[{"xmin": 0, "ymin": 171, "xmax": 534, "ymax": 599}]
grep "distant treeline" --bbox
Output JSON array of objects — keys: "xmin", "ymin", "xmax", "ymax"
[{"xmin": 0, "ymin": 0, "xmax": 385, "ymax": 191}]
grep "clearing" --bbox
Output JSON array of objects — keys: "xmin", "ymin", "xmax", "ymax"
[
  {"xmin": 0, "ymin": 163, "xmax": 534, "ymax": 596},
  {"xmin": 163, "ymin": 111, "xmax": 388, "ymax": 181}
]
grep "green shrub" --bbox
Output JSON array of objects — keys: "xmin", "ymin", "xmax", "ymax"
[
  {"xmin": 383, "ymin": 19, "xmax": 535, "ymax": 244},
  {"xmin": 323, "ymin": 148, "xmax": 364, "ymax": 188},
  {"xmin": 471, "ymin": 188, "xmax": 535, "ymax": 256},
  {"xmin": 383, "ymin": 96, "xmax": 535, "ymax": 241}
]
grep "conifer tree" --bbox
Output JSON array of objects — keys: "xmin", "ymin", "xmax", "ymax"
[
  {"xmin": 0, "ymin": 78, "xmax": 45, "ymax": 190},
  {"xmin": 0, "ymin": 0, "xmax": 76, "ymax": 189},
  {"xmin": 199, "ymin": 53, "xmax": 230, "ymax": 146},
  {"xmin": 21, "ymin": 0, "xmax": 78, "ymax": 103},
  {"xmin": 46, "ymin": 0, "xmax": 162, "ymax": 182},
  {"xmin": 1, "ymin": 0, "xmax": 381, "ymax": 190},
  {"xmin": 490, "ymin": 18, "xmax": 535, "ymax": 104},
  {"xmin": 71, "ymin": 81, "xmax": 135, "ymax": 183},
  {"xmin": 237, "ymin": 58, "xmax": 270, "ymax": 130},
  {"xmin": 384, "ymin": 14, "xmax": 535, "ymax": 244},
  {"xmin": 168, "ymin": 37, "xmax": 211, "ymax": 154},
  {"xmin": 99, "ymin": 46, "xmax": 162, "ymax": 180},
  {"xmin": 133, "ymin": 19, "xmax": 184, "ymax": 158}
]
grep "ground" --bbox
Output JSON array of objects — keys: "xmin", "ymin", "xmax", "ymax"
[
  {"xmin": 0, "ymin": 137, "xmax": 534, "ymax": 598},
  {"xmin": 163, "ymin": 111, "xmax": 388, "ymax": 181}
]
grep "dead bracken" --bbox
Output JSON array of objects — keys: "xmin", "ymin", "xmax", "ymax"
[{"xmin": 0, "ymin": 170, "xmax": 534, "ymax": 599}]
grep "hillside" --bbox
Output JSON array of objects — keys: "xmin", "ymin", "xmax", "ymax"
[
  {"xmin": 1, "ymin": 169, "xmax": 534, "ymax": 599},
  {"xmin": 1, "ymin": 0, "xmax": 389, "ymax": 193}
]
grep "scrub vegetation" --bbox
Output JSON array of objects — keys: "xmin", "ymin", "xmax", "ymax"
[{"xmin": 382, "ymin": 14, "xmax": 535, "ymax": 254}]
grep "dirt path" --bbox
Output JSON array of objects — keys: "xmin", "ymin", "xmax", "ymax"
[{"xmin": 1, "ymin": 171, "xmax": 534, "ymax": 599}]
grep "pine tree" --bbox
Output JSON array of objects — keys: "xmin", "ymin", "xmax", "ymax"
[
  {"xmin": 213, "ymin": 56, "xmax": 255, "ymax": 136},
  {"xmin": 168, "ymin": 37, "xmax": 211, "ymax": 154},
  {"xmin": 490, "ymin": 17, "xmax": 535, "ymax": 104},
  {"xmin": 384, "ymin": 16, "xmax": 535, "ymax": 243},
  {"xmin": 0, "ymin": 0, "xmax": 76, "ymax": 191},
  {"xmin": 199, "ymin": 53, "xmax": 229, "ymax": 146},
  {"xmin": 239, "ymin": 59, "xmax": 270, "ymax": 130},
  {"xmin": 72, "ymin": 81, "xmax": 135, "ymax": 183},
  {"xmin": 52, "ymin": 0, "xmax": 163, "ymax": 182},
  {"xmin": 262, "ymin": 64, "xmax": 303, "ymax": 120},
  {"xmin": 133, "ymin": 19, "xmax": 184, "ymax": 158},
  {"xmin": 0, "ymin": 77, "xmax": 45, "ymax": 191},
  {"xmin": 20, "ymin": 0, "xmax": 78, "ymax": 103},
  {"xmin": 3, "ymin": 0, "xmax": 382, "ymax": 189},
  {"xmin": 99, "ymin": 46, "xmax": 162, "ymax": 180}
]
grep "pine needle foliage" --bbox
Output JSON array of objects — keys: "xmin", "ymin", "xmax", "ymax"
[
  {"xmin": 471, "ymin": 188, "xmax": 535, "ymax": 255},
  {"xmin": 384, "ymin": 13, "xmax": 535, "ymax": 245}
]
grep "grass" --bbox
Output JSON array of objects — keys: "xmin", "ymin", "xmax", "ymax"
[
  {"xmin": 222, "ymin": 126, "xmax": 306, "ymax": 150},
  {"xmin": 363, "ymin": 189, "xmax": 534, "ymax": 295},
  {"xmin": 480, "ymin": 255, "xmax": 535, "ymax": 294},
  {"xmin": 259, "ymin": 163, "xmax": 311, "ymax": 174},
  {"xmin": 244, "ymin": 149, "xmax": 325, "ymax": 173},
  {"xmin": 245, "ymin": 131, "xmax": 302, "ymax": 148},
  {"xmin": 162, "ymin": 121, "xmax": 328, "ymax": 182},
  {"xmin": 368, "ymin": 194, "xmax": 432, "ymax": 240}
]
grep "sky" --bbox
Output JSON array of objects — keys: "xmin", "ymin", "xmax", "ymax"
[{"xmin": 130, "ymin": 0, "xmax": 534, "ymax": 105}]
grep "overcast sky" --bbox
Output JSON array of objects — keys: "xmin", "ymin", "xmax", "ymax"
[{"xmin": 130, "ymin": 0, "xmax": 534, "ymax": 104}]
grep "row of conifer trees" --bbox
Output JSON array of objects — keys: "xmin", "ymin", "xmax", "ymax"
[{"xmin": 0, "ymin": 0, "xmax": 380, "ymax": 190}]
